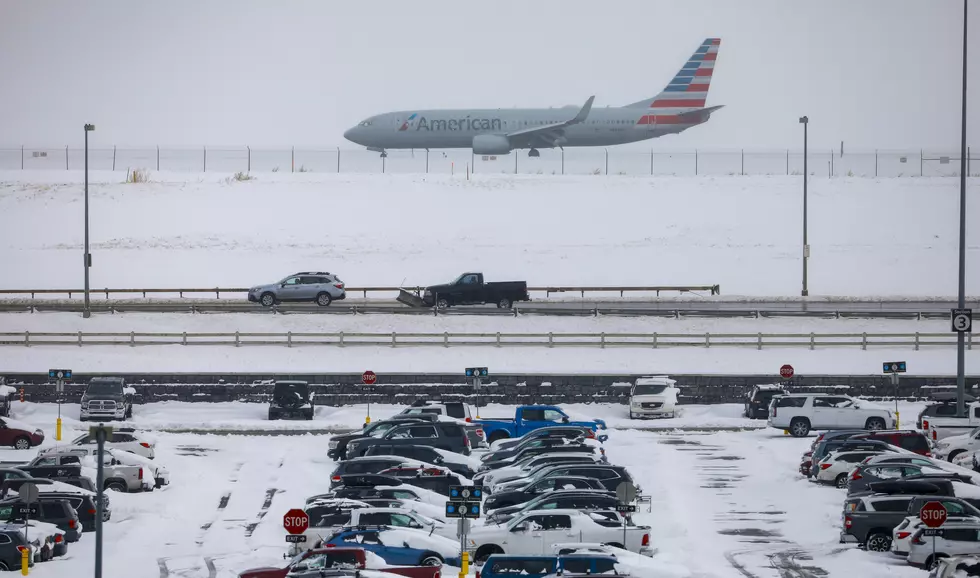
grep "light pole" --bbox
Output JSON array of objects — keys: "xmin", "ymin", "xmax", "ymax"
[
  {"xmin": 799, "ymin": 116, "xmax": 809, "ymax": 297},
  {"xmin": 956, "ymin": 0, "xmax": 969, "ymax": 417},
  {"xmin": 83, "ymin": 124, "xmax": 95, "ymax": 319}
]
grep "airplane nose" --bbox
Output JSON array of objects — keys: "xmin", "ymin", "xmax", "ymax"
[{"xmin": 343, "ymin": 127, "xmax": 360, "ymax": 144}]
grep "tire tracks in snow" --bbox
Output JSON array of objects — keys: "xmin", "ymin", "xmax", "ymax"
[{"xmin": 244, "ymin": 456, "xmax": 285, "ymax": 538}]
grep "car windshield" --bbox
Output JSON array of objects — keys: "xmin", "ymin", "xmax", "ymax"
[
  {"xmin": 274, "ymin": 383, "xmax": 308, "ymax": 400},
  {"xmin": 86, "ymin": 381, "xmax": 122, "ymax": 396},
  {"xmin": 633, "ymin": 383, "xmax": 668, "ymax": 395}
]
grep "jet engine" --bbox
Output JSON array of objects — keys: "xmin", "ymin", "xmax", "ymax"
[{"xmin": 472, "ymin": 135, "xmax": 511, "ymax": 155}]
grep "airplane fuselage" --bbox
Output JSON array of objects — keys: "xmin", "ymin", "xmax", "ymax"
[{"xmin": 344, "ymin": 106, "xmax": 701, "ymax": 152}]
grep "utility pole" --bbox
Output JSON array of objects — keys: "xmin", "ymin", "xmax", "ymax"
[
  {"xmin": 93, "ymin": 424, "xmax": 110, "ymax": 578},
  {"xmin": 83, "ymin": 124, "xmax": 95, "ymax": 319},
  {"xmin": 799, "ymin": 116, "xmax": 809, "ymax": 296},
  {"xmin": 956, "ymin": 0, "xmax": 969, "ymax": 417}
]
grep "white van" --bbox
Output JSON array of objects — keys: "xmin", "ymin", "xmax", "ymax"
[{"xmin": 628, "ymin": 376, "xmax": 680, "ymax": 419}]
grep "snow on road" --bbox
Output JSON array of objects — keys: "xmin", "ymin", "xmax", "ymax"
[
  {"xmin": 0, "ymin": 401, "xmax": 939, "ymax": 578},
  {"xmin": 1, "ymin": 171, "xmax": 977, "ymax": 297}
]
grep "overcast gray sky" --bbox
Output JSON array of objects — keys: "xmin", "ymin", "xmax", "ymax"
[{"xmin": 1, "ymin": 0, "xmax": 976, "ymax": 151}]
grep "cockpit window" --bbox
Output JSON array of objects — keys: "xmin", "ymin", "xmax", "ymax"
[{"xmin": 358, "ymin": 120, "xmax": 373, "ymax": 127}]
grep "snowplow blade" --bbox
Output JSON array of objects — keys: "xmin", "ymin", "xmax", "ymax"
[{"xmin": 396, "ymin": 288, "xmax": 426, "ymax": 308}]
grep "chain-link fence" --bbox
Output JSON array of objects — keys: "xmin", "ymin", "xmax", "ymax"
[{"xmin": 0, "ymin": 145, "xmax": 973, "ymax": 178}]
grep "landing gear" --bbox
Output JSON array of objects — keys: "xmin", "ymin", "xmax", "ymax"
[{"xmin": 528, "ymin": 149, "xmax": 540, "ymax": 158}]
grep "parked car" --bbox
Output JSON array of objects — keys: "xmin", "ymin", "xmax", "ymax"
[
  {"xmin": 477, "ymin": 452, "xmax": 605, "ymax": 489},
  {"xmin": 468, "ymin": 509, "xmax": 652, "ymax": 562},
  {"xmin": 893, "ymin": 509, "xmax": 980, "ymax": 559},
  {"xmin": 491, "ymin": 463, "xmax": 635, "ymax": 494},
  {"xmin": 0, "ymin": 418, "xmax": 44, "ymax": 450},
  {"xmin": 808, "ymin": 439, "xmax": 898, "ymax": 478},
  {"xmin": 268, "ymin": 381, "xmax": 314, "ymax": 420},
  {"xmin": 329, "ymin": 417, "xmax": 437, "ymax": 461},
  {"xmin": 361, "ymin": 444, "xmax": 477, "ymax": 478},
  {"xmin": 743, "ymin": 384, "xmax": 785, "ymax": 419},
  {"xmin": 851, "ymin": 430, "xmax": 932, "ymax": 456},
  {"xmin": 628, "ymin": 376, "xmax": 680, "ymax": 419},
  {"xmin": 55, "ymin": 428, "xmax": 155, "ymax": 459},
  {"xmin": 474, "ymin": 405, "xmax": 607, "ymax": 444},
  {"xmin": 237, "ymin": 546, "xmax": 441, "ymax": 578},
  {"xmin": 329, "ymin": 457, "xmax": 433, "ymax": 489},
  {"xmin": 396, "ymin": 402, "xmax": 487, "ymax": 448},
  {"xmin": 933, "ymin": 427, "xmax": 980, "ymax": 462},
  {"xmin": 79, "ymin": 376, "xmax": 134, "ymax": 421},
  {"xmin": 484, "ymin": 490, "xmax": 620, "ymax": 524},
  {"xmin": 483, "ymin": 476, "xmax": 608, "ymax": 512},
  {"xmin": 349, "ymin": 508, "xmax": 456, "ymax": 540},
  {"xmin": 918, "ymin": 392, "xmax": 978, "ymax": 429},
  {"xmin": 908, "ymin": 518, "xmax": 980, "ymax": 569},
  {"xmin": 320, "ymin": 525, "xmax": 462, "ymax": 566},
  {"xmin": 397, "ymin": 272, "xmax": 529, "ymax": 310},
  {"xmin": 0, "ymin": 472, "xmax": 109, "ymax": 521},
  {"xmin": 488, "ymin": 426, "xmax": 603, "ymax": 452},
  {"xmin": 0, "ymin": 497, "xmax": 81, "ymax": 542},
  {"xmin": 345, "ymin": 421, "xmax": 471, "ymax": 458},
  {"xmin": 767, "ymin": 393, "xmax": 894, "ymax": 437},
  {"xmin": 928, "ymin": 554, "xmax": 980, "ymax": 577},
  {"xmin": 18, "ymin": 449, "xmax": 154, "ymax": 492},
  {"xmin": 925, "ymin": 403, "xmax": 980, "ymax": 443},
  {"xmin": 478, "ymin": 554, "xmax": 622, "ymax": 578},
  {"xmin": 479, "ymin": 442, "xmax": 602, "ymax": 473},
  {"xmin": 814, "ymin": 450, "xmax": 891, "ymax": 488},
  {"xmin": 0, "ymin": 524, "xmax": 33, "ymax": 571},
  {"xmin": 847, "ymin": 462, "xmax": 952, "ymax": 495},
  {"xmin": 248, "ymin": 272, "xmax": 346, "ymax": 307}
]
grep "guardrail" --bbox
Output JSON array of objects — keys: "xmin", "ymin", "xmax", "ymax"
[
  {"xmin": 1, "ymin": 331, "xmax": 972, "ymax": 350},
  {"xmin": 0, "ymin": 285, "xmax": 721, "ymax": 299}
]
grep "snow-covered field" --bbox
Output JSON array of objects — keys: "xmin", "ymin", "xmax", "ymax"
[
  {"xmin": 1, "ymin": 171, "xmax": 977, "ymax": 297},
  {"xmin": 0, "ymin": 400, "xmax": 937, "ymax": 578}
]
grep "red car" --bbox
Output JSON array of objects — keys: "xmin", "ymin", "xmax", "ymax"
[
  {"xmin": 850, "ymin": 430, "xmax": 932, "ymax": 456},
  {"xmin": 0, "ymin": 417, "xmax": 44, "ymax": 450},
  {"xmin": 239, "ymin": 547, "xmax": 440, "ymax": 578}
]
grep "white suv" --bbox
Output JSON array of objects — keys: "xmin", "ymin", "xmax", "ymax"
[
  {"xmin": 767, "ymin": 394, "xmax": 894, "ymax": 437},
  {"xmin": 907, "ymin": 518, "xmax": 980, "ymax": 569}
]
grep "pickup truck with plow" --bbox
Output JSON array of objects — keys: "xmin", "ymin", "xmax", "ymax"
[{"xmin": 397, "ymin": 272, "xmax": 529, "ymax": 309}]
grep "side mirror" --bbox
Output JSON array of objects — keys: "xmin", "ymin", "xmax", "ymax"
[
  {"xmin": 511, "ymin": 523, "xmax": 528, "ymax": 533},
  {"xmin": 434, "ymin": 457, "xmax": 444, "ymax": 464},
  {"xmin": 292, "ymin": 563, "xmax": 309, "ymax": 573},
  {"xmin": 561, "ymin": 416, "xmax": 569, "ymax": 424}
]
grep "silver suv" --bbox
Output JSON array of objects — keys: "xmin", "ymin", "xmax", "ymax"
[{"xmin": 248, "ymin": 272, "xmax": 346, "ymax": 307}]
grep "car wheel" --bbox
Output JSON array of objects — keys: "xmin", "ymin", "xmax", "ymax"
[
  {"xmin": 419, "ymin": 555, "xmax": 443, "ymax": 566},
  {"xmin": 865, "ymin": 532, "xmax": 891, "ymax": 552},
  {"xmin": 835, "ymin": 473, "xmax": 848, "ymax": 489},
  {"xmin": 0, "ymin": 561, "xmax": 8, "ymax": 571},
  {"xmin": 260, "ymin": 292, "xmax": 276, "ymax": 307},
  {"xmin": 106, "ymin": 480, "xmax": 128, "ymax": 492},
  {"xmin": 436, "ymin": 298, "xmax": 449, "ymax": 309},
  {"xmin": 865, "ymin": 417, "xmax": 886, "ymax": 431},
  {"xmin": 789, "ymin": 418, "xmax": 810, "ymax": 438},
  {"xmin": 602, "ymin": 542, "xmax": 625, "ymax": 549},
  {"xmin": 12, "ymin": 436, "xmax": 30, "ymax": 450},
  {"xmin": 475, "ymin": 546, "xmax": 504, "ymax": 565},
  {"xmin": 949, "ymin": 449, "xmax": 965, "ymax": 462},
  {"xmin": 315, "ymin": 292, "xmax": 332, "ymax": 307},
  {"xmin": 497, "ymin": 297, "xmax": 512, "ymax": 309}
]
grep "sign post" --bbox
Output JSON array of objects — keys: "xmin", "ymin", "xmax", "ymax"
[
  {"xmin": 920, "ymin": 500, "xmax": 948, "ymax": 564},
  {"xmin": 90, "ymin": 423, "xmax": 112, "ymax": 578},
  {"xmin": 48, "ymin": 369, "xmax": 72, "ymax": 441},
  {"xmin": 779, "ymin": 365, "xmax": 794, "ymax": 380},
  {"xmin": 883, "ymin": 361, "xmax": 907, "ymax": 428},
  {"xmin": 615, "ymin": 482, "xmax": 637, "ymax": 548},
  {"xmin": 19, "ymin": 482, "xmax": 37, "ymax": 576},
  {"xmin": 465, "ymin": 368, "xmax": 488, "ymax": 418},
  {"xmin": 361, "ymin": 371, "xmax": 377, "ymax": 424},
  {"xmin": 447, "ymin": 485, "xmax": 483, "ymax": 578}
]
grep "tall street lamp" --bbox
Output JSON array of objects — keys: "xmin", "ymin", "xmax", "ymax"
[
  {"xmin": 799, "ymin": 116, "xmax": 809, "ymax": 297},
  {"xmin": 83, "ymin": 124, "xmax": 95, "ymax": 319},
  {"xmin": 955, "ymin": 0, "xmax": 969, "ymax": 416}
]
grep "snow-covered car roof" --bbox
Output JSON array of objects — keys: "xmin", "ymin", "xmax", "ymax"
[
  {"xmin": 752, "ymin": 383, "xmax": 785, "ymax": 391},
  {"xmin": 0, "ymin": 417, "xmax": 40, "ymax": 434},
  {"xmin": 373, "ymin": 526, "xmax": 459, "ymax": 559}
]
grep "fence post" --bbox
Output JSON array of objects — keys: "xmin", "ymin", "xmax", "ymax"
[
  {"xmin": 830, "ymin": 149, "xmax": 833, "ymax": 177},
  {"xmin": 235, "ymin": 331, "xmax": 239, "ymax": 347},
  {"xmin": 130, "ymin": 331, "xmax": 135, "ymax": 347},
  {"xmin": 292, "ymin": 147, "xmax": 295, "ymax": 173},
  {"xmin": 652, "ymin": 332, "xmax": 658, "ymax": 348},
  {"xmin": 381, "ymin": 154, "xmax": 385, "ymax": 174},
  {"xmin": 203, "ymin": 146, "xmax": 207, "ymax": 172},
  {"xmin": 182, "ymin": 332, "xmax": 187, "ymax": 345},
  {"xmin": 287, "ymin": 331, "xmax": 292, "ymax": 348},
  {"xmin": 444, "ymin": 332, "xmax": 449, "ymax": 348},
  {"xmin": 741, "ymin": 149, "xmax": 744, "ymax": 176},
  {"xmin": 337, "ymin": 147, "xmax": 341, "ymax": 173},
  {"xmin": 757, "ymin": 332, "xmax": 762, "ymax": 350},
  {"xmin": 21, "ymin": 145, "xmax": 24, "ymax": 170},
  {"xmin": 77, "ymin": 331, "xmax": 82, "ymax": 347},
  {"xmin": 157, "ymin": 146, "xmax": 160, "ymax": 171},
  {"xmin": 514, "ymin": 152, "xmax": 518, "ymax": 175},
  {"xmin": 65, "ymin": 145, "xmax": 69, "ymax": 170},
  {"xmin": 339, "ymin": 331, "xmax": 345, "ymax": 347},
  {"xmin": 650, "ymin": 149, "xmax": 654, "ymax": 176},
  {"xmin": 809, "ymin": 332, "xmax": 815, "ymax": 350},
  {"xmin": 786, "ymin": 149, "xmax": 789, "ymax": 175},
  {"xmin": 561, "ymin": 149, "xmax": 564, "ymax": 175},
  {"xmin": 391, "ymin": 331, "xmax": 397, "ymax": 347},
  {"xmin": 969, "ymin": 146, "xmax": 972, "ymax": 176},
  {"xmin": 875, "ymin": 149, "xmax": 878, "ymax": 177},
  {"xmin": 426, "ymin": 149, "xmax": 429, "ymax": 174},
  {"xmin": 920, "ymin": 149, "xmax": 923, "ymax": 176},
  {"xmin": 695, "ymin": 149, "xmax": 698, "ymax": 176},
  {"xmin": 862, "ymin": 332, "xmax": 867, "ymax": 350},
  {"xmin": 604, "ymin": 149, "xmax": 608, "ymax": 175},
  {"xmin": 548, "ymin": 332, "xmax": 553, "ymax": 348},
  {"xmin": 24, "ymin": 331, "xmax": 29, "ymax": 347},
  {"xmin": 496, "ymin": 332, "xmax": 501, "ymax": 347},
  {"xmin": 705, "ymin": 332, "xmax": 710, "ymax": 348},
  {"xmin": 247, "ymin": 146, "xmax": 251, "ymax": 173},
  {"xmin": 600, "ymin": 332, "xmax": 605, "ymax": 349},
  {"xmin": 111, "ymin": 146, "xmax": 116, "ymax": 171},
  {"xmin": 915, "ymin": 332, "xmax": 920, "ymax": 351}
]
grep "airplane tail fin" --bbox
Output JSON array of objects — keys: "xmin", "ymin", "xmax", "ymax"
[{"xmin": 625, "ymin": 38, "xmax": 720, "ymax": 109}]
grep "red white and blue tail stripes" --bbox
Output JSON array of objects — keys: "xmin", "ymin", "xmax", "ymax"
[{"xmin": 637, "ymin": 38, "xmax": 720, "ymax": 126}]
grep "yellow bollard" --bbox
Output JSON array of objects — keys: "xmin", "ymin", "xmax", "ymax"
[
  {"xmin": 783, "ymin": 429, "xmax": 789, "ymax": 436},
  {"xmin": 895, "ymin": 412, "xmax": 900, "ymax": 430},
  {"xmin": 458, "ymin": 551, "xmax": 469, "ymax": 578},
  {"xmin": 56, "ymin": 418, "xmax": 62, "ymax": 441},
  {"xmin": 21, "ymin": 546, "xmax": 28, "ymax": 575},
  {"xmin": 365, "ymin": 415, "xmax": 371, "ymax": 424}
]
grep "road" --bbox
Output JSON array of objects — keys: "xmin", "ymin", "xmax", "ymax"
[{"xmin": 1, "ymin": 297, "xmax": 977, "ymax": 319}]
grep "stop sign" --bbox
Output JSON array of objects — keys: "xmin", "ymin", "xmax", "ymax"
[
  {"xmin": 283, "ymin": 508, "xmax": 309, "ymax": 535},
  {"xmin": 362, "ymin": 370, "xmax": 377, "ymax": 385},
  {"xmin": 779, "ymin": 364, "xmax": 794, "ymax": 379},
  {"xmin": 920, "ymin": 501, "xmax": 948, "ymax": 529}
]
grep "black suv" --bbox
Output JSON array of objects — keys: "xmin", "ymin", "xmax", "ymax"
[
  {"xmin": 0, "ymin": 525, "xmax": 31, "ymax": 572},
  {"xmin": 744, "ymin": 384, "xmax": 785, "ymax": 419},
  {"xmin": 362, "ymin": 444, "xmax": 475, "ymax": 477},
  {"xmin": 269, "ymin": 381, "xmax": 314, "ymax": 420},
  {"xmin": 0, "ymin": 498, "xmax": 81, "ymax": 543},
  {"xmin": 328, "ymin": 416, "xmax": 435, "ymax": 461}
]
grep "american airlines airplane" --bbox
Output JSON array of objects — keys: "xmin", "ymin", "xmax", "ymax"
[{"xmin": 344, "ymin": 38, "xmax": 722, "ymax": 158}]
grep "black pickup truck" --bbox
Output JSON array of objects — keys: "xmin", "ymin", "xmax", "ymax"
[{"xmin": 397, "ymin": 272, "xmax": 529, "ymax": 309}]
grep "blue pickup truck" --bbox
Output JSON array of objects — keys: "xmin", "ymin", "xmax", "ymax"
[{"xmin": 474, "ymin": 405, "xmax": 607, "ymax": 444}]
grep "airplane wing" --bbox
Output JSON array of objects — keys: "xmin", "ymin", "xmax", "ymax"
[{"xmin": 504, "ymin": 95, "xmax": 595, "ymax": 148}]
